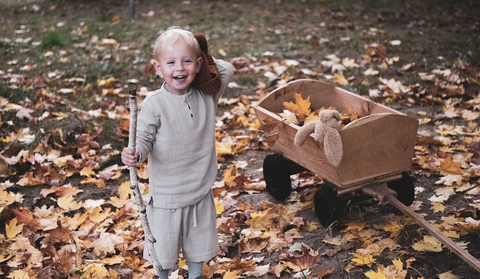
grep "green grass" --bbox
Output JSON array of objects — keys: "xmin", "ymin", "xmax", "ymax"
[{"xmin": 41, "ymin": 31, "xmax": 64, "ymax": 48}]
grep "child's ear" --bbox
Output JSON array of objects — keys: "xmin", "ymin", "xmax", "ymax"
[
  {"xmin": 195, "ymin": 56, "xmax": 203, "ymax": 74},
  {"xmin": 152, "ymin": 60, "xmax": 163, "ymax": 77}
]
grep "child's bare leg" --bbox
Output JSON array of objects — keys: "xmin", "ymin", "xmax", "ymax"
[
  {"xmin": 187, "ymin": 261, "xmax": 203, "ymax": 279},
  {"xmin": 159, "ymin": 269, "xmax": 170, "ymax": 279}
]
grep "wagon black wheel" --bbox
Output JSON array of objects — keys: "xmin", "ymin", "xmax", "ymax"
[
  {"xmin": 387, "ymin": 171, "xmax": 415, "ymax": 206},
  {"xmin": 263, "ymin": 154, "xmax": 292, "ymax": 200},
  {"xmin": 314, "ymin": 185, "xmax": 339, "ymax": 228}
]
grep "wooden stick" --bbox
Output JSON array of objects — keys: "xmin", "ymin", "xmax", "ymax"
[
  {"xmin": 128, "ymin": 85, "xmax": 163, "ymax": 277},
  {"xmin": 364, "ymin": 184, "xmax": 480, "ymax": 274}
]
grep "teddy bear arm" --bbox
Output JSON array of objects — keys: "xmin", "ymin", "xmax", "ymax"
[
  {"xmin": 324, "ymin": 129, "xmax": 343, "ymax": 167},
  {"xmin": 294, "ymin": 121, "xmax": 317, "ymax": 147}
]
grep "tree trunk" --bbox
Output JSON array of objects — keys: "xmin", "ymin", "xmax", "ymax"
[{"xmin": 128, "ymin": 0, "xmax": 136, "ymax": 19}]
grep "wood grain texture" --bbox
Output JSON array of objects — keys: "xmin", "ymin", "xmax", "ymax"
[{"xmin": 254, "ymin": 79, "xmax": 419, "ymax": 190}]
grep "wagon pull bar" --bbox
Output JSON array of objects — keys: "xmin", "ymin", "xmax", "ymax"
[{"xmin": 363, "ymin": 184, "xmax": 480, "ymax": 273}]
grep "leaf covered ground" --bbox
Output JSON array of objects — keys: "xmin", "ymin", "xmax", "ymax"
[{"xmin": 1, "ymin": 0, "xmax": 480, "ymax": 278}]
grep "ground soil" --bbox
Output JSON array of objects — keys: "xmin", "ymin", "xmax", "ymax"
[{"xmin": 2, "ymin": 0, "xmax": 480, "ymax": 278}]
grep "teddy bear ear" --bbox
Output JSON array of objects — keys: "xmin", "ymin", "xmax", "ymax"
[
  {"xmin": 319, "ymin": 110, "xmax": 339, "ymax": 122},
  {"xmin": 319, "ymin": 110, "xmax": 328, "ymax": 122},
  {"xmin": 333, "ymin": 111, "xmax": 342, "ymax": 120}
]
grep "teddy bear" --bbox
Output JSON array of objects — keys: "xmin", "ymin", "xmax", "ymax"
[{"xmin": 294, "ymin": 109, "xmax": 344, "ymax": 167}]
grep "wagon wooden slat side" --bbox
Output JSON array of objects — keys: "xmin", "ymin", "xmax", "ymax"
[{"xmin": 254, "ymin": 79, "xmax": 418, "ymax": 193}]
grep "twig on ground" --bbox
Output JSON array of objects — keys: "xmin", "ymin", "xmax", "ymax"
[{"xmin": 458, "ymin": 48, "xmax": 480, "ymax": 67}]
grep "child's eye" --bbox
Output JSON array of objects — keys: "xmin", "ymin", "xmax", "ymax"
[
  {"xmin": 167, "ymin": 61, "xmax": 174, "ymax": 65},
  {"xmin": 184, "ymin": 60, "xmax": 192, "ymax": 63}
]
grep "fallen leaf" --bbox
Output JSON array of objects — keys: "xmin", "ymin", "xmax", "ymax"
[
  {"xmin": 89, "ymin": 232, "xmax": 124, "ymax": 256},
  {"xmin": 438, "ymin": 271, "xmax": 462, "ymax": 279},
  {"xmin": 6, "ymin": 218, "xmax": 23, "ymax": 239},
  {"xmin": 412, "ymin": 235, "xmax": 443, "ymax": 252}
]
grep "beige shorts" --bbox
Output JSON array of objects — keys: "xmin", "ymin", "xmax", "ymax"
[{"xmin": 143, "ymin": 191, "xmax": 218, "ymax": 269}]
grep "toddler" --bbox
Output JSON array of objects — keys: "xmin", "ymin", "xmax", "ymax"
[{"xmin": 122, "ymin": 26, "xmax": 234, "ymax": 279}]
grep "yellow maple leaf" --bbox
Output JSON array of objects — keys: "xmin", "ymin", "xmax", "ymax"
[
  {"xmin": 431, "ymin": 202, "xmax": 445, "ymax": 213},
  {"xmin": 57, "ymin": 196, "xmax": 83, "ymax": 211},
  {"xmin": 333, "ymin": 73, "xmax": 349, "ymax": 85},
  {"xmin": 97, "ymin": 77, "xmax": 116, "ymax": 87},
  {"xmin": 304, "ymin": 113, "xmax": 318, "ymax": 124},
  {"xmin": 80, "ymin": 263, "xmax": 109, "ymax": 278},
  {"xmin": 216, "ymin": 142, "xmax": 235, "ymax": 156},
  {"xmin": 80, "ymin": 177, "xmax": 105, "ymax": 188},
  {"xmin": 347, "ymin": 105, "xmax": 359, "ymax": 121},
  {"xmin": 89, "ymin": 232, "xmax": 124, "ymax": 257},
  {"xmin": 53, "ymin": 155, "xmax": 74, "ymax": 167},
  {"xmin": 351, "ymin": 253, "xmax": 375, "ymax": 266},
  {"xmin": 215, "ymin": 196, "xmax": 225, "ymax": 215},
  {"xmin": 283, "ymin": 92, "xmax": 311, "ymax": 117},
  {"xmin": 6, "ymin": 218, "xmax": 23, "ymax": 239},
  {"xmin": 380, "ymin": 263, "xmax": 407, "ymax": 278},
  {"xmin": 63, "ymin": 212, "xmax": 88, "ymax": 230},
  {"xmin": 341, "ymin": 222, "xmax": 365, "ymax": 233},
  {"xmin": 223, "ymin": 165, "xmax": 237, "ymax": 188},
  {"xmin": 89, "ymin": 207, "xmax": 111, "ymax": 223},
  {"xmin": 412, "ymin": 235, "xmax": 442, "ymax": 252},
  {"xmin": 108, "ymin": 196, "xmax": 129, "ymax": 208},
  {"xmin": 250, "ymin": 118, "xmax": 261, "ymax": 131},
  {"xmin": 383, "ymin": 221, "xmax": 404, "ymax": 238},
  {"xmin": 441, "ymin": 215, "xmax": 464, "ymax": 225},
  {"xmin": 178, "ymin": 258, "xmax": 187, "ymax": 270},
  {"xmin": 364, "ymin": 269, "xmax": 388, "ymax": 279},
  {"xmin": 116, "ymin": 181, "xmax": 132, "ymax": 200},
  {"xmin": 279, "ymin": 109, "xmax": 299, "ymax": 124},
  {"xmin": 442, "ymin": 230, "xmax": 460, "ymax": 239},
  {"xmin": 0, "ymin": 188, "xmax": 21, "ymax": 214},
  {"xmin": 224, "ymin": 269, "xmax": 243, "ymax": 279},
  {"xmin": 80, "ymin": 167, "xmax": 96, "ymax": 177},
  {"xmin": 301, "ymin": 221, "xmax": 321, "ymax": 232},
  {"xmin": 245, "ymin": 211, "xmax": 268, "ymax": 228},
  {"xmin": 7, "ymin": 269, "xmax": 30, "ymax": 279},
  {"xmin": 392, "ymin": 258, "xmax": 403, "ymax": 271},
  {"xmin": 101, "ymin": 255, "xmax": 125, "ymax": 266},
  {"xmin": 440, "ymin": 154, "xmax": 463, "ymax": 175}
]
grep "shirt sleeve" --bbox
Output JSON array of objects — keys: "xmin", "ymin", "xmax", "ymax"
[
  {"xmin": 212, "ymin": 57, "xmax": 235, "ymax": 104},
  {"xmin": 135, "ymin": 97, "xmax": 161, "ymax": 163}
]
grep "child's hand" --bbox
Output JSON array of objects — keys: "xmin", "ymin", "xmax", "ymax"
[{"xmin": 122, "ymin": 147, "xmax": 139, "ymax": 166}]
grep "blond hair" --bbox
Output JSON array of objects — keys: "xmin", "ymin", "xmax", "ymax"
[{"xmin": 153, "ymin": 26, "xmax": 201, "ymax": 60}]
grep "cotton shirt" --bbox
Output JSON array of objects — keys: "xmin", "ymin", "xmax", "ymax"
[{"xmin": 136, "ymin": 58, "xmax": 234, "ymax": 209}]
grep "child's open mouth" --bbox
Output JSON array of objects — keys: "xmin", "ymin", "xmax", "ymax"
[{"xmin": 173, "ymin": 75, "xmax": 187, "ymax": 81}]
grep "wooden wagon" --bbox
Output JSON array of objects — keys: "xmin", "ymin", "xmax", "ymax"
[{"xmin": 254, "ymin": 79, "xmax": 480, "ymax": 273}]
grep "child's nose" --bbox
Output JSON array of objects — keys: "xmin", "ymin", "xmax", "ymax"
[{"xmin": 176, "ymin": 63, "xmax": 185, "ymax": 70}]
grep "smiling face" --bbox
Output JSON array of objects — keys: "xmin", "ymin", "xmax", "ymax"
[{"xmin": 153, "ymin": 40, "xmax": 202, "ymax": 95}]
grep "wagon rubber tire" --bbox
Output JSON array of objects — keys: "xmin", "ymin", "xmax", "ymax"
[
  {"xmin": 263, "ymin": 154, "xmax": 292, "ymax": 200},
  {"xmin": 387, "ymin": 171, "xmax": 415, "ymax": 206},
  {"xmin": 314, "ymin": 185, "xmax": 339, "ymax": 228}
]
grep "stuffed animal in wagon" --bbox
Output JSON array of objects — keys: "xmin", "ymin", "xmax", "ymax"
[{"xmin": 294, "ymin": 109, "xmax": 344, "ymax": 167}]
